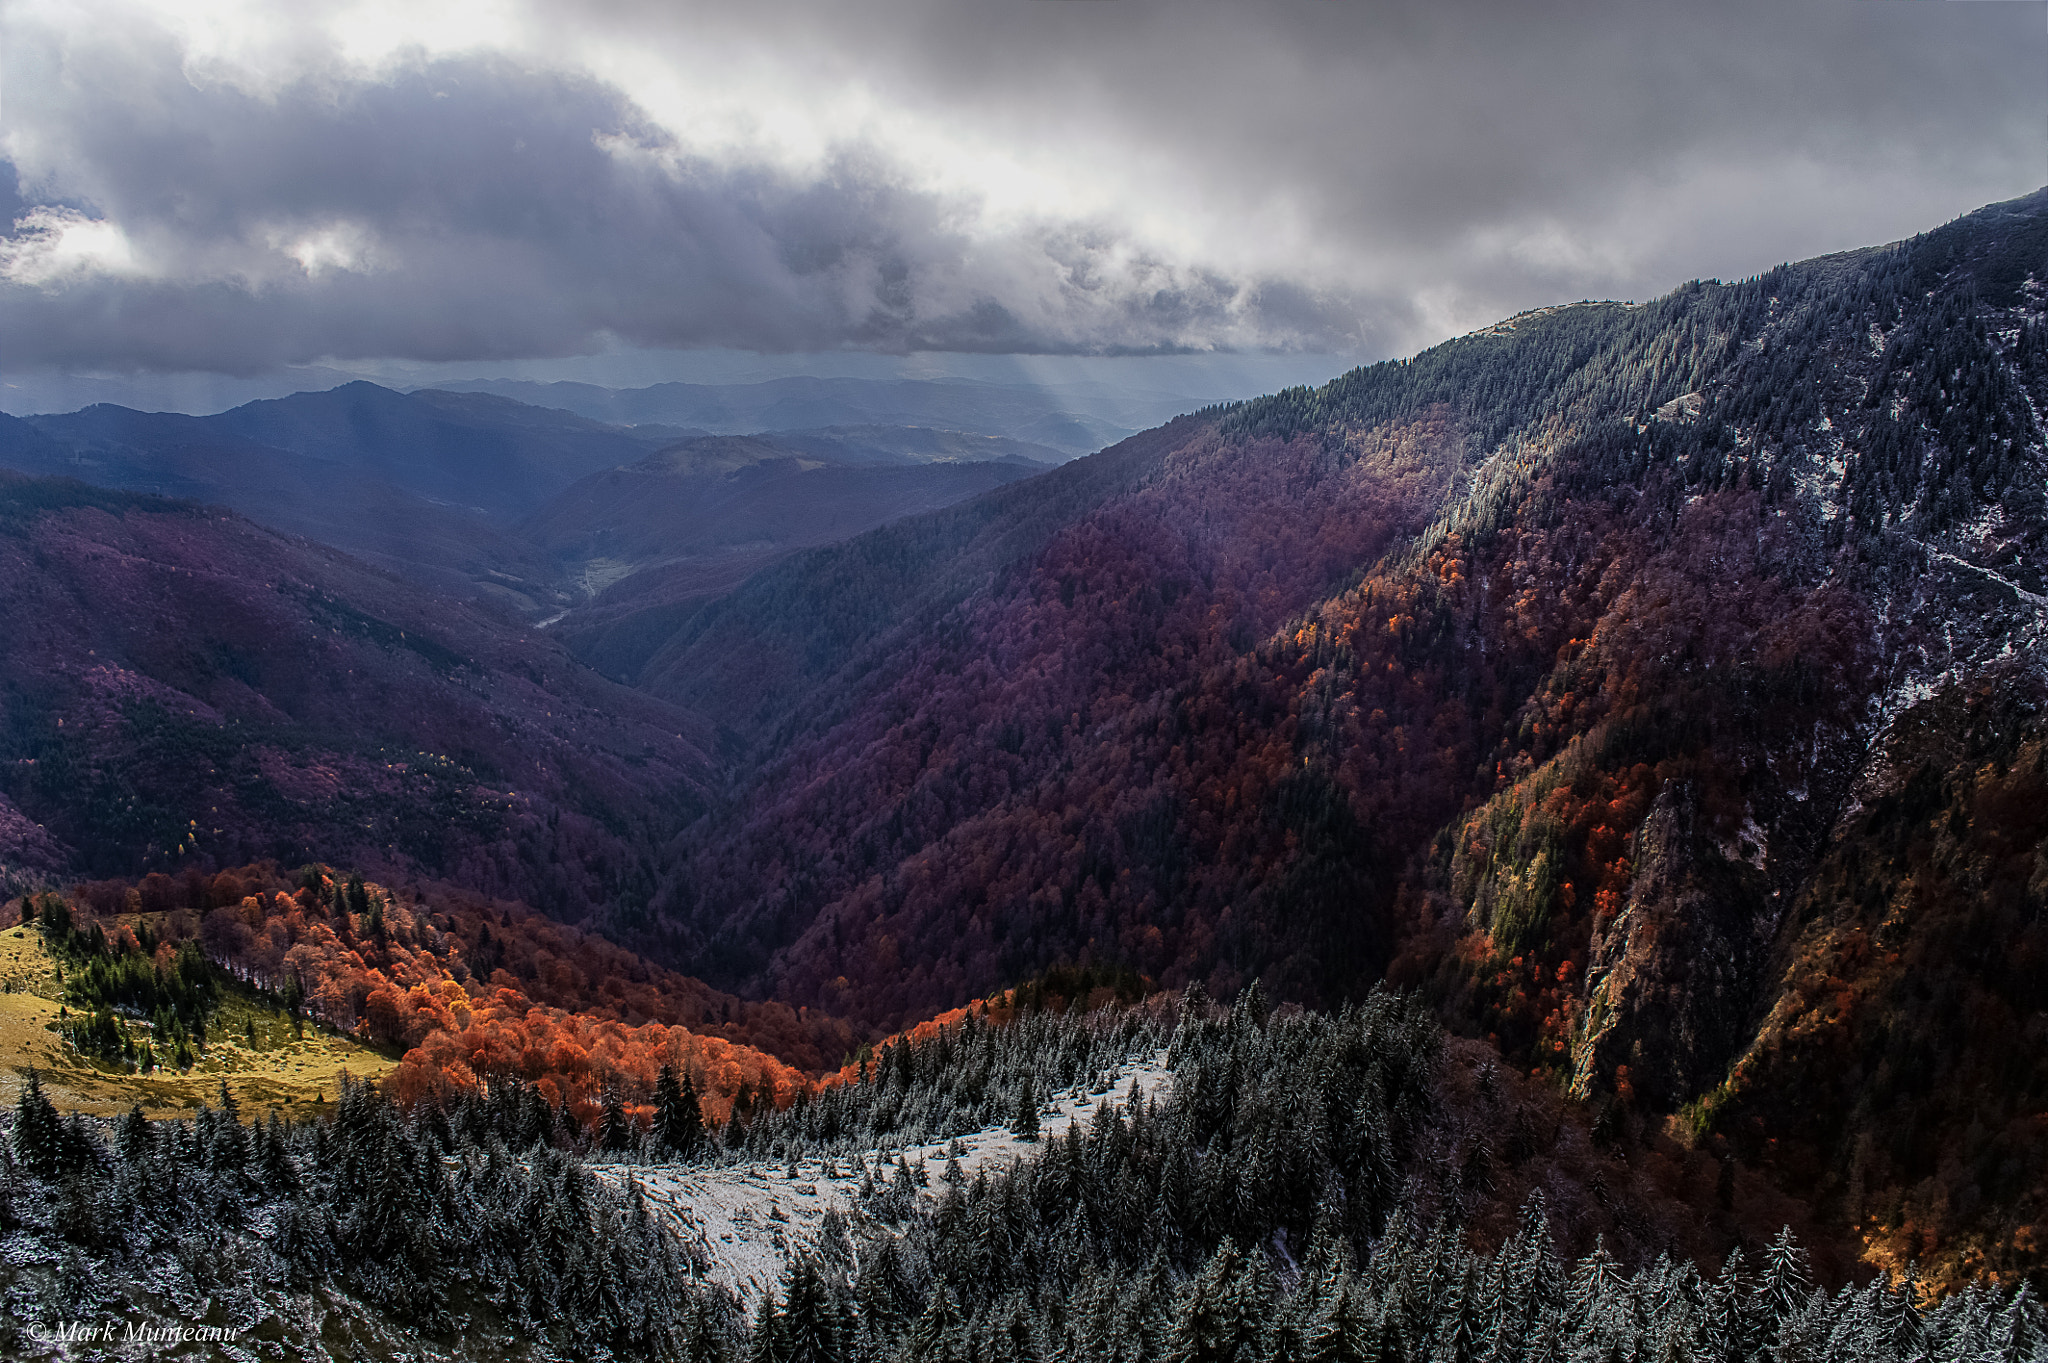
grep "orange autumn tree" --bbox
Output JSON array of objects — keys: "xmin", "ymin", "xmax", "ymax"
[{"xmin": 54, "ymin": 863, "xmax": 814, "ymax": 1128}]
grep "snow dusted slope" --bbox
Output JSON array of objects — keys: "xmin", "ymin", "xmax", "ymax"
[{"xmin": 588, "ymin": 1051, "xmax": 1173, "ymax": 1303}]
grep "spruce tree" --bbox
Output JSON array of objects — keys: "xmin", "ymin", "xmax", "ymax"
[
  {"xmin": 113, "ymin": 1102, "xmax": 154, "ymax": 1165},
  {"xmin": 779, "ymin": 1258, "xmax": 842, "ymax": 1363},
  {"xmin": 600, "ymin": 1088, "xmax": 636, "ymax": 1156},
  {"xmin": 904, "ymin": 1283, "xmax": 966, "ymax": 1363},
  {"xmin": 1296, "ymin": 1274, "xmax": 1377, "ymax": 1363},
  {"xmin": 655, "ymin": 1064, "xmax": 705, "ymax": 1160},
  {"xmin": 748, "ymin": 1288, "xmax": 785, "ymax": 1363},
  {"xmin": 1124, "ymin": 1252, "xmax": 1178, "ymax": 1363},
  {"xmin": 1169, "ymin": 1238, "xmax": 1273, "ymax": 1363},
  {"xmin": 856, "ymin": 1239, "xmax": 909, "ymax": 1358},
  {"xmin": 1011, "ymin": 1074, "xmax": 1040, "ymax": 1142},
  {"xmin": 212, "ymin": 1078, "xmax": 248, "ymax": 1172},
  {"xmin": 679, "ymin": 1295, "xmax": 729, "ymax": 1363},
  {"xmin": 14, "ymin": 1068, "xmax": 68, "ymax": 1179},
  {"xmin": 1755, "ymin": 1226, "xmax": 1814, "ymax": 1340},
  {"xmin": 258, "ymin": 1113, "xmax": 299, "ymax": 1193},
  {"xmin": 984, "ymin": 1295, "xmax": 1039, "ymax": 1363},
  {"xmin": 345, "ymin": 872, "xmax": 371, "ymax": 922}
]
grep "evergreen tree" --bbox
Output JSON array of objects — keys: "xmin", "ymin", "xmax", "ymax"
[
  {"xmin": 113, "ymin": 1102, "xmax": 154, "ymax": 1165},
  {"xmin": 211, "ymin": 1078, "xmax": 248, "ymax": 1172},
  {"xmin": 258, "ymin": 1113, "xmax": 299, "ymax": 1193},
  {"xmin": 780, "ymin": 1258, "xmax": 844, "ymax": 1363},
  {"xmin": 750, "ymin": 1288, "xmax": 787, "ymax": 1363},
  {"xmin": 903, "ymin": 1283, "xmax": 967, "ymax": 1363},
  {"xmin": 1170, "ymin": 1238, "xmax": 1275, "ymax": 1363},
  {"xmin": 1011, "ymin": 1074, "xmax": 1040, "ymax": 1143},
  {"xmin": 656, "ymin": 1064, "xmax": 706, "ymax": 1160},
  {"xmin": 600, "ymin": 1088, "xmax": 637, "ymax": 1156},
  {"xmin": 1754, "ymin": 1226, "xmax": 1814, "ymax": 1342},
  {"xmin": 1296, "ymin": 1274, "xmax": 1378, "ymax": 1363},
  {"xmin": 344, "ymin": 872, "xmax": 371, "ymax": 923},
  {"xmin": 684, "ymin": 1296, "xmax": 735, "ymax": 1363},
  {"xmin": 14, "ymin": 1068, "xmax": 69, "ymax": 1179}
]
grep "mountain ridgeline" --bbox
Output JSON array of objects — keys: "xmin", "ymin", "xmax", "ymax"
[
  {"xmin": 0, "ymin": 381, "xmax": 1069, "ymax": 619},
  {"xmin": 0, "ymin": 385, "xmax": 1066, "ymax": 909},
  {"xmin": 0, "ymin": 189, "xmax": 2045, "ymax": 1304},
  {"xmin": 619, "ymin": 191, "xmax": 2048, "ymax": 1283}
]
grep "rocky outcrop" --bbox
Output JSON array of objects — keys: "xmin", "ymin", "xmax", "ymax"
[{"xmin": 1571, "ymin": 782, "xmax": 1774, "ymax": 1109}]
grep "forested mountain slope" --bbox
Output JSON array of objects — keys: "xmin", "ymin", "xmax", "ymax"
[
  {"xmin": 623, "ymin": 190, "xmax": 2048, "ymax": 1276},
  {"xmin": 2, "ymin": 384, "xmax": 661, "ymax": 614},
  {"xmin": 0, "ymin": 478, "xmax": 712, "ymax": 918},
  {"xmin": 523, "ymin": 438, "xmax": 1046, "ymax": 683},
  {"xmin": 8, "ymin": 989, "xmax": 2042, "ymax": 1361},
  {"xmin": 630, "ymin": 417, "xmax": 1220, "ymax": 742}
]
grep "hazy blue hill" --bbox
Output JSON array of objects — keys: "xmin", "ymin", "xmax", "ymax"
[
  {"xmin": 523, "ymin": 439, "xmax": 1049, "ymax": 572},
  {"xmin": 0, "ymin": 408, "xmax": 96, "ymax": 479},
  {"xmin": 430, "ymin": 374, "xmax": 1170, "ymax": 454},
  {"xmin": 13, "ymin": 390, "xmax": 606, "ymax": 613},
  {"xmin": 54, "ymin": 381, "xmax": 656, "ymax": 519},
  {"xmin": 3, "ymin": 387, "xmax": 1073, "ymax": 619},
  {"xmin": 751, "ymin": 424, "xmax": 1063, "ymax": 466}
]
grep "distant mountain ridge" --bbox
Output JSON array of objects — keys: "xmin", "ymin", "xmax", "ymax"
[
  {"xmin": 3, "ymin": 190, "xmax": 2044, "ymax": 1289},
  {"xmin": 4, "ymin": 383, "xmax": 661, "ymax": 615},
  {"xmin": 523, "ymin": 439, "xmax": 1047, "ymax": 683},
  {"xmin": 427, "ymin": 374, "xmax": 1211, "ymax": 456},
  {"xmin": 0, "ymin": 380, "xmax": 1073, "ymax": 620}
]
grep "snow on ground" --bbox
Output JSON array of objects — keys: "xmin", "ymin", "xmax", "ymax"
[{"xmin": 587, "ymin": 1050, "xmax": 1174, "ymax": 1303}]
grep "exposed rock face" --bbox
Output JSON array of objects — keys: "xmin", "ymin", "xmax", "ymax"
[{"xmin": 1571, "ymin": 783, "xmax": 1773, "ymax": 1109}]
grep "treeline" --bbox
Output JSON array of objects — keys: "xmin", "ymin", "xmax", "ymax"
[
  {"xmin": 6, "ymin": 987, "xmax": 2043, "ymax": 1360},
  {"xmin": 58, "ymin": 861, "xmax": 856, "ymax": 1067},
  {"xmin": 21, "ymin": 891, "xmax": 218, "ymax": 1072},
  {"xmin": 429, "ymin": 979, "xmax": 1165, "ymax": 1166},
  {"xmin": 12, "ymin": 864, "xmax": 839, "ymax": 1126},
  {"xmin": 3, "ymin": 1071, "xmax": 723, "ymax": 1359}
]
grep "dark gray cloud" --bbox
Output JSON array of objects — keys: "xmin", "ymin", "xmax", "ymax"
[
  {"xmin": 1, "ymin": 0, "xmax": 2041, "ymax": 376},
  {"xmin": 1, "ymin": 41, "xmax": 1284, "ymax": 368}
]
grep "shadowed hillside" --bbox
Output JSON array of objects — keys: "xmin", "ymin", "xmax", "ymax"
[{"xmin": 0, "ymin": 476, "xmax": 711, "ymax": 921}]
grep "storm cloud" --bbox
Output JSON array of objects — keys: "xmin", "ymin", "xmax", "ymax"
[{"xmin": 1, "ymin": 0, "xmax": 2041, "ymax": 374}]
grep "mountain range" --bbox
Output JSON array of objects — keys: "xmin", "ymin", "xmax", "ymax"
[
  {"xmin": 426, "ymin": 373, "xmax": 1210, "ymax": 457},
  {"xmin": 622, "ymin": 187, "xmax": 2047, "ymax": 1285},
  {"xmin": 0, "ymin": 188, "xmax": 2044, "ymax": 1289},
  {"xmin": 0, "ymin": 380, "xmax": 1071, "ymax": 622}
]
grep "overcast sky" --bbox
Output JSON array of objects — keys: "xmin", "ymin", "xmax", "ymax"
[{"xmin": 1, "ymin": 0, "xmax": 2042, "ymax": 412}]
